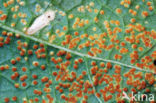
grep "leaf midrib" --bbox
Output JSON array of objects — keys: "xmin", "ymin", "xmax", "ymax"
[{"xmin": 0, "ymin": 22, "xmax": 154, "ymax": 74}]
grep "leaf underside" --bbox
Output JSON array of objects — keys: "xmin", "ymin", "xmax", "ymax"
[{"xmin": 0, "ymin": 0, "xmax": 156, "ymax": 103}]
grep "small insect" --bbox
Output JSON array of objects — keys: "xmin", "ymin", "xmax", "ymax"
[{"xmin": 26, "ymin": 10, "xmax": 56, "ymax": 35}]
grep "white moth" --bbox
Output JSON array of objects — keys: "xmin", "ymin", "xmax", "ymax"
[{"xmin": 26, "ymin": 10, "xmax": 55, "ymax": 35}]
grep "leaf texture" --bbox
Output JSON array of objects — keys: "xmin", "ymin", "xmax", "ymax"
[{"xmin": 0, "ymin": 0, "xmax": 156, "ymax": 103}]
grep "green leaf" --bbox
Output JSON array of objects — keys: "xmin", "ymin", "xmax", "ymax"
[{"xmin": 0, "ymin": 0, "xmax": 156, "ymax": 103}]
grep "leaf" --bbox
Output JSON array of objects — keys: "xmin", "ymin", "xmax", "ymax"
[{"xmin": 0, "ymin": 0, "xmax": 156, "ymax": 103}]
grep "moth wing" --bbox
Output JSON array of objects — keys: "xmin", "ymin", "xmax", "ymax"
[{"xmin": 26, "ymin": 15, "xmax": 50, "ymax": 35}]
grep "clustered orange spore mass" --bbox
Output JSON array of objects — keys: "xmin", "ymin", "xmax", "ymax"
[
  {"xmin": 0, "ymin": 0, "xmax": 156, "ymax": 103},
  {"xmin": 89, "ymin": 61, "xmax": 124, "ymax": 102},
  {"xmin": 0, "ymin": 29, "xmax": 155, "ymax": 103},
  {"xmin": 0, "ymin": 31, "xmax": 12, "ymax": 47},
  {"xmin": 123, "ymin": 68, "xmax": 155, "ymax": 102},
  {"xmin": 50, "ymin": 0, "xmax": 156, "ymax": 73}
]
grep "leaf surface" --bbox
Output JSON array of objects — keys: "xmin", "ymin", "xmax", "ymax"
[{"xmin": 0, "ymin": 0, "xmax": 156, "ymax": 103}]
